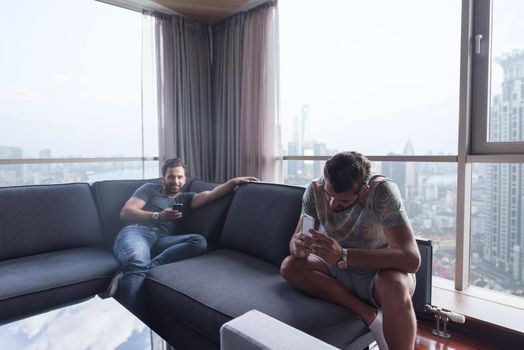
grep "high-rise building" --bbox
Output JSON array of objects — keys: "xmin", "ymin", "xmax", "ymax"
[
  {"xmin": 381, "ymin": 140, "xmax": 417, "ymax": 200},
  {"xmin": 0, "ymin": 146, "xmax": 23, "ymax": 185},
  {"xmin": 484, "ymin": 50, "xmax": 524, "ymax": 283},
  {"xmin": 301, "ymin": 104, "xmax": 311, "ymax": 148}
]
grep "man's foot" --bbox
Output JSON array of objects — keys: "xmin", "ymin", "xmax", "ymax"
[
  {"xmin": 103, "ymin": 271, "xmax": 123, "ymax": 298},
  {"xmin": 369, "ymin": 309, "xmax": 388, "ymax": 350}
]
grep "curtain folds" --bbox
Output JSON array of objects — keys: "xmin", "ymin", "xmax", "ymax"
[
  {"xmin": 212, "ymin": 16, "xmax": 245, "ymax": 181},
  {"xmin": 150, "ymin": 11, "xmax": 213, "ymax": 179},
  {"xmin": 239, "ymin": 3, "xmax": 281, "ymax": 182},
  {"xmin": 170, "ymin": 17, "xmax": 213, "ymax": 180},
  {"xmin": 149, "ymin": 1, "xmax": 280, "ymax": 182}
]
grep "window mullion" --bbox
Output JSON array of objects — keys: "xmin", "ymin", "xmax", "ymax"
[{"xmin": 455, "ymin": 0, "xmax": 474, "ymax": 291}]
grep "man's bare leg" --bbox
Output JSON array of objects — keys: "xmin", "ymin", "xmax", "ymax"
[
  {"xmin": 280, "ymin": 255, "xmax": 377, "ymax": 326},
  {"xmin": 373, "ymin": 269, "xmax": 416, "ymax": 350}
]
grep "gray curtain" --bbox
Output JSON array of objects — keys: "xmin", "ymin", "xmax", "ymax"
[
  {"xmin": 149, "ymin": 1, "xmax": 280, "ymax": 182},
  {"xmin": 212, "ymin": 15, "xmax": 245, "ymax": 181},
  {"xmin": 212, "ymin": 1, "xmax": 280, "ymax": 182},
  {"xmin": 239, "ymin": 3, "xmax": 281, "ymax": 182},
  {"xmin": 152, "ymin": 12, "xmax": 213, "ymax": 180}
]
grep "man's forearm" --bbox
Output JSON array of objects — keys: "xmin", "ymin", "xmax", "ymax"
[
  {"xmin": 191, "ymin": 179, "xmax": 238, "ymax": 209},
  {"xmin": 347, "ymin": 247, "xmax": 420, "ymax": 273},
  {"xmin": 120, "ymin": 207, "xmax": 155, "ymax": 223},
  {"xmin": 209, "ymin": 179, "xmax": 237, "ymax": 200}
]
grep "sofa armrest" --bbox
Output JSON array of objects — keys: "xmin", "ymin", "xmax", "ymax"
[{"xmin": 220, "ymin": 310, "xmax": 339, "ymax": 350}]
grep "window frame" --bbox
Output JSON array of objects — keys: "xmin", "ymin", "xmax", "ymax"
[
  {"xmin": 0, "ymin": 2, "xmax": 160, "ymax": 184},
  {"xmin": 281, "ymin": 0, "xmax": 524, "ymax": 305},
  {"xmin": 471, "ymin": 0, "xmax": 524, "ymax": 154}
]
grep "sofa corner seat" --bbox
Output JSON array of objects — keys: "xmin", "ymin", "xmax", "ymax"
[{"xmin": 0, "ymin": 183, "xmax": 119, "ymax": 325}]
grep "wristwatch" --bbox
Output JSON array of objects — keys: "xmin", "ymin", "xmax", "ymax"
[
  {"xmin": 337, "ymin": 248, "xmax": 348, "ymax": 269},
  {"xmin": 152, "ymin": 212, "xmax": 160, "ymax": 221}
]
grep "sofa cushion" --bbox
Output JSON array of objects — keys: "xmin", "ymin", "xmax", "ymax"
[
  {"xmin": 0, "ymin": 183, "xmax": 103, "ymax": 260},
  {"xmin": 91, "ymin": 178, "xmax": 157, "ymax": 245},
  {"xmin": 92, "ymin": 178, "xmax": 195, "ymax": 246},
  {"xmin": 176, "ymin": 180, "xmax": 235, "ymax": 247},
  {"xmin": 145, "ymin": 249, "xmax": 371, "ymax": 349},
  {"xmin": 0, "ymin": 247, "xmax": 119, "ymax": 325},
  {"xmin": 219, "ymin": 183, "xmax": 304, "ymax": 266}
]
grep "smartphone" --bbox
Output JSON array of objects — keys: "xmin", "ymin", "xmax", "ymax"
[
  {"xmin": 172, "ymin": 203, "xmax": 184, "ymax": 211},
  {"xmin": 302, "ymin": 213, "xmax": 315, "ymax": 237}
]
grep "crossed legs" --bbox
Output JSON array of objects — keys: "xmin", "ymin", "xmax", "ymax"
[
  {"xmin": 113, "ymin": 224, "xmax": 207, "ymax": 309},
  {"xmin": 280, "ymin": 255, "xmax": 416, "ymax": 350}
]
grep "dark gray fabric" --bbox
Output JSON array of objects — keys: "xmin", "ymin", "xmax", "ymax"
[
  {"xmin": 0, "ymin": 247, "xmax": 119, "ymax": 324},
  {"xmin": 145, "ymin": 296, "xmax": 220, "ymax": 350},
  {"xmin": 92, "ymin": 178, "xmax": 195, "ymax": 246},
  {"xmin": 0, "ymin": 183, "xmax": 103, "ymax": 260},
  {"xmin": 0, "ymin": 283, "xmax": 102, "ymax": 327},
  {"xmin": 146, "ymin": 249, "xmax": 369, "ymax": 347},
  {"xmin": 92, "ymin": 178, "xmax": 162, "ymax": 246},
  {"xmin": 0, "ymin": 247, "xmax": 118, "ymax": 301},
  {"xmin": 219, "ymin": 182, "xmax": 304, "ymax": 266},
  {"xmin": 175, "ymin": 180, "xmax": 235, "ymax": 247}
]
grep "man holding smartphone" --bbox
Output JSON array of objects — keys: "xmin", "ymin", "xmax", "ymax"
[
  {"xmin": 110, "ymin": 158, "xmax": 257, "ymax": 309},
  {"xmin": 280, "ymin": 151, "xmax": 420, "ymax": 350}
]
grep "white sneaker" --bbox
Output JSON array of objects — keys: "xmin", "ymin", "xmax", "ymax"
[{"xmin": 104, "ymin": 271, "xmax": 123, "ymax": 298}]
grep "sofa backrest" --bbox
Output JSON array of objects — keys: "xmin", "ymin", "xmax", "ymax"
[
  {"xmin": 219, "ymin": 182, "xmax": 304, "ymax": 266},
  {"xmin": 92, "ymin": 178, "xmax": 196, "ymax": 246},
  {"xmin": 91, "ymin": 178, "xmax": 160, "ymax": 246},
  {"xmin": 176, "ymin": 179, "xmax": 235, "ymax": 248},
  {"xmin": 0, "ymin": 183, "xmax": 103, "ymax": 261}
]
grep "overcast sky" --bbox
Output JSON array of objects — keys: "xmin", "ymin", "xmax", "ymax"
[
  {"xmin": 279, "ymin": 0, "xmax": 524, "ymax": 155},
  {"xmin": 1, "ymin": 0, "xmax": 523, "ymax": 158},
  {"xmin": 0, "ymin": 0, "xmax": 144, "ymax": 158}
]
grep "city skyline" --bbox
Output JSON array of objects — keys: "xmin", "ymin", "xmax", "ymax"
[
  {"xmin": 1, "ymin": 0, "xmax": 523, "ymax": 299},
  {"xmin": 282, "ymin": 86, "xmax": 523, "ymax": 296}
]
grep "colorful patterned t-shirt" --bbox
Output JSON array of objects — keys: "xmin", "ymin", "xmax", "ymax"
[{"xmin": 302, "ymin": 176, "xmax": 409, "ymax": 249}]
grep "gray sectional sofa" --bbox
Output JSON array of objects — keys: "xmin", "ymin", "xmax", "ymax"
[
  {"xmin": 0, "ymin": 178, "xmax": 432, "ymax": 349},
  {"xmin": 0, "ymin": 183, "xmax": 119, "ymax": 324}
]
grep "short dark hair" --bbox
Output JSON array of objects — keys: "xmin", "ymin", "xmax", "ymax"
[
  {"xmin": 323, "ymin": 151, "xmax": 371, "ymax": 193},
  {"xmin": 162, "ymin": 158, "xmax": 187, "ymax": 176}
]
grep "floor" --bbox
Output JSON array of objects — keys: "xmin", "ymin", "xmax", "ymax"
[{"xmin": 414, "ymin": 322, "xmax": 503, "ymax": 350}]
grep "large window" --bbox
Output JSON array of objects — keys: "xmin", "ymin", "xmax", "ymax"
[
  {"xmin": 285, "ymin": 159, "xmax": 458, "ymax": 282},
  {"xmin": 279, "ymin": 0, "xmax": 461, "ymax": 157},
  {"xmin": 0, "ymin": 0, "xmax": 158, "ymax": 186},
  {"xmin": 471, "ymin": 163, "xmax": 524, "ymax": 297},
  {"xmin": 280, "ymin": 0, "xmax": 524, "ymax": 302},
  {"xmin": 472, "ymin": 0, "xmax": 524, "ymax": 153},
  {"xmin": 279, "ymin": 0, "xmax": 462, "ymax": 281}
]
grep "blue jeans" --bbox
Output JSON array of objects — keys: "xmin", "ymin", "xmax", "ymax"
[{"xmin": 113, "ymin": 224, "xmax": 207, "ymax": 308}]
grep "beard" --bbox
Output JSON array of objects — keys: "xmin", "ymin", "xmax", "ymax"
[{"xmin": 164, "ymin": 184, "xmax": 181, "ymax": 196}]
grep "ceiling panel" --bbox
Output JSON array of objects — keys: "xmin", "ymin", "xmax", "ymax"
[{"xmin": 152, "ymin": 0, "xmax": 251, "ymax": 24}]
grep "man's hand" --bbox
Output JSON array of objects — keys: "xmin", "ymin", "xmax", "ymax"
[
  {"xmin": 290, "ymin": 231, "xmax": 312, "ymax": 259},
  {"xmin": 159, "ymin": 207, "xmax": 183, "ymax": 221},
  {"xmin": 310, "ymin": 231, "xmax": 343, "ymax": 265},
  {"xmin": 231, "ymin": 176, "xmax": 259, "ymax": 186}
]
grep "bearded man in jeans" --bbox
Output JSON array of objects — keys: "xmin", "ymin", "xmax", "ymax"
[{"xmin": 111, "ymin": 158, "xmax": 257, "ymax": 309}]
